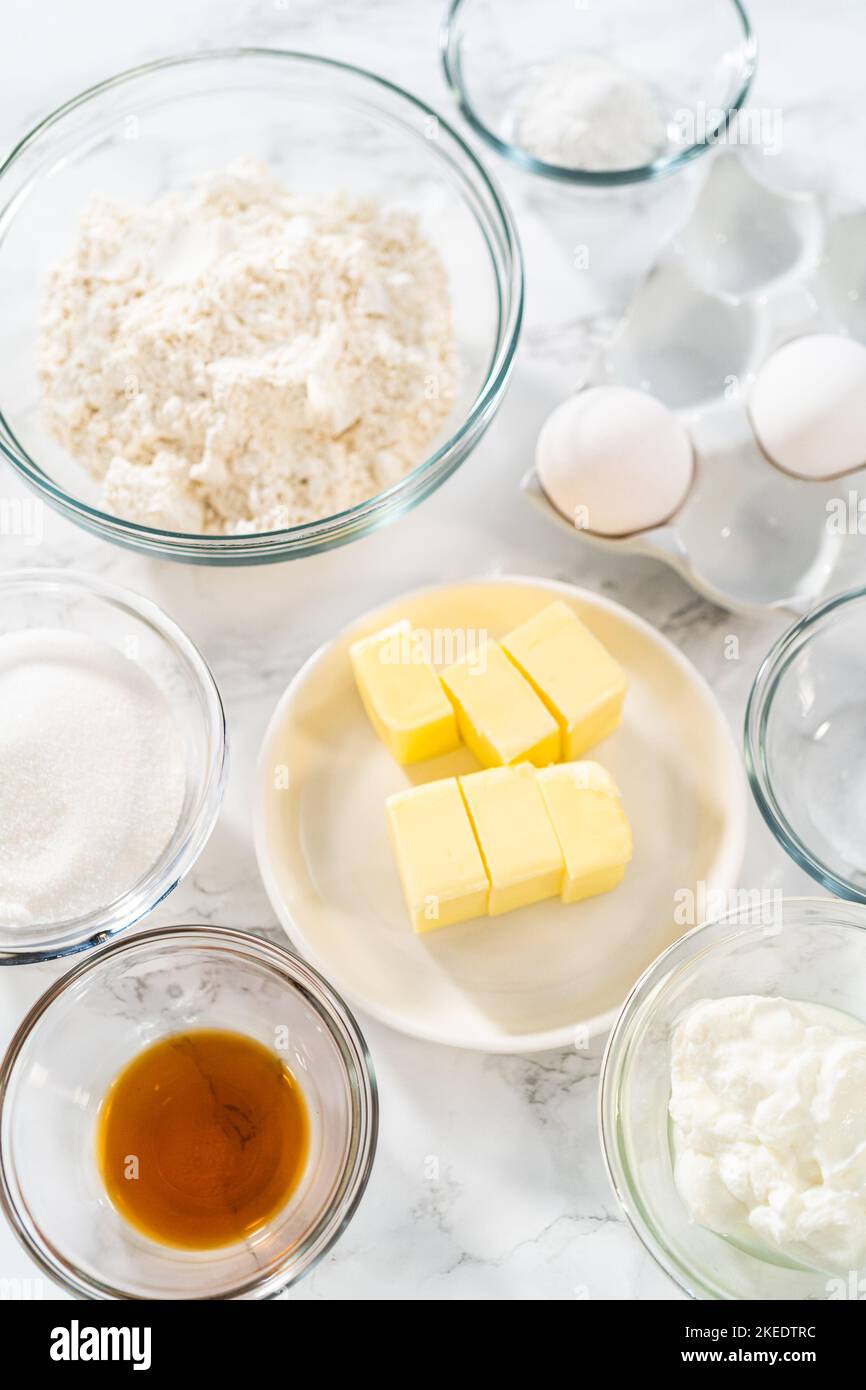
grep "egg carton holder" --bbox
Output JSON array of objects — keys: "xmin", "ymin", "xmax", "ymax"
[{"xmin": 523, "ymin": 151, "xmax": 866, "ymax": 614}]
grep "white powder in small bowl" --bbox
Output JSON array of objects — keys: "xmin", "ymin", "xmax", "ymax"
[
  {"xmin": 514, "ymin": 55, "xmax": 668, "ymax": 172},
  {"xmin": 0, "ymin": 629, "xmax": 186, "ymax": 926}
]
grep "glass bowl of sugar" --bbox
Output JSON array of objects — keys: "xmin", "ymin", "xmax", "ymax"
[
  {"xmin": 441, "ymin": 0, "xmax": 756, "ymax": 185},
  {"xmin": 0, "ymin": 570, "xmax": 227, "ymax": 964}
]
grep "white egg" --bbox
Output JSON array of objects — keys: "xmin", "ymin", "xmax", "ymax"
[
  {"xmin": 750, "ymin": 333, "xmax": 866, "ymax": 479},
  {"xmin": 536, "ymin": 385, "xmax": 694, "ymax": 537}
]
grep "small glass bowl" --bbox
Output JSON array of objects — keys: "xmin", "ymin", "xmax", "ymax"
[
  {"xmin": 0, "ymin": 49, "xmax": 523, "ymax": 564},
  {"xmin": 745, "ymin": 586, "xmax": 866, "ymax": 902},
  {"xmin": 0, "ymin": 926, "xmax": 378, "ymax": 1299},
  {"xmin": 441, "ymin": 0, "xmax": 757, "ymax": 185},
  {"xmin": 599, "ymin": 897, "xmax": 866, "ymax": 1300},
  {"xmin": 0, "ymin": 570, "xmax": 226, "ymax": 964}
]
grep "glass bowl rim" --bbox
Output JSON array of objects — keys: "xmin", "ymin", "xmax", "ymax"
[
  {"xmin": 744, "ymin": 584, "xmax": 866, "ymax": 904},
  {"xmin": 0, "ymin": 923, "xmax": 379, "ymax": 1300},
  {"xmin": 0, "ymin": 46, "xmax": 524, "ymax": 562},
  {"xmin": 597, "ymin": 894, "xmax": 866, "ymax": 1300},
  {"xmin": 0, "ymin": 567, "xmax": 228, "ymax": 964},
  {"xmin": 439, "ymin": 0, "xmax": 757, "ymax": 187}
]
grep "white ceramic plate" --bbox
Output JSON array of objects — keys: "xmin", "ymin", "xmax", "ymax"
[{"xmin": 254, "ymin": 577, "xmax": 747, "ymax": 1053}]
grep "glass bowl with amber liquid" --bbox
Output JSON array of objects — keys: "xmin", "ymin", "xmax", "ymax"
[{"xmin": 0, "ymin": 927, "xmax": 377, "ymax": 1299}]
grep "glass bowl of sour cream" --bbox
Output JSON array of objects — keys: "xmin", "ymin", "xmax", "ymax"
[
  {"xmin": 0, "ymin": 570, "xmax": 226, "ymax": 964},
  {"xmin": 599, "ymin": 897, "xmax": 866, "ymax": 1299}
]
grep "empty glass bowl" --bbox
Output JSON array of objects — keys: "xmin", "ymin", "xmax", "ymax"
[
  {"xmin": 0, "ymin": 926, "xmax": 378, "ymax": 1299},
  {"xmin": 0, "ymin": 50, "xmax": 523, "ymax": 563},
  {"xmin": 599, "ymin": 897, "xmax": 866, "ymax": 1299},
  {"xmin": 441, "ymin": 0, "xmax": 757, "ymax": 184},
  {"xmin": 0, "ymin": 570, "xmax": 226, "ymax": 964},
  {"xmin": 746, "ymin": 586, "xmax": 866, "ymax": 901}
]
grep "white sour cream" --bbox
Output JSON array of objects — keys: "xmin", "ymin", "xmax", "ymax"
[{"xmin": 670, "ymin": 995, "xmax": 866, "ymax": 1273}]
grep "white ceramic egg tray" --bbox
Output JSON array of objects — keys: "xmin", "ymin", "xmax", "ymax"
[{"xmin": 523, "ymin": 152, "xmax": 866, "ymax": 614}]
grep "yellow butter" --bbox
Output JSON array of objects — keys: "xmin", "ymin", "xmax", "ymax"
[
  {"xmin": 460, "ymin": 764, "xmax": 563, "ymax": 915},
  {"xmin": 386, "ymin": 778, "xmax": 489, "ymax": 932},
  {"xmin": 501, "ymin": 600, "xmax": 627, "ymax": 758},
  {"xmin": 350, "ymin": 619, "xmax": 459, "ymax": 765},
  {"xmin": 536, "ymin": 761, "xmax": 632, "ymax": 903},
  {"xmin": 441, "ymin": 640, "xmax": 560, "ymax": 768}
]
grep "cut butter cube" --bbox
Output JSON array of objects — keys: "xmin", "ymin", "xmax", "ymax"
[
  {"xmin": 537, "ymin": 761, "xmax": 632, "ymax": 903},
  {"xmin": 350, "ymin": 619, "xmax": 459, "ymax": 765},
  {"xmin": 386, "ymin": 778, "xmax": 489, "ymax": 931},
  {"xmin": 441, "ymin": 640, "xmax": 560, "ymax": 768},
  {"xmin": 460, "ymin": 764, "xmax": 563, "ymax": 915},
  {"xmin": 501, "ymin": 600, "xmax": 627, "ymax": 758}
]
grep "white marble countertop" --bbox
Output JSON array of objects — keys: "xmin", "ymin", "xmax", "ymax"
[{"xmin": 1, "ymin": 0, "xmax": 865, "ymax": 1301}]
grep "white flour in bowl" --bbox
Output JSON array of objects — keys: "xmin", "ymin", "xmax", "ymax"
[{"xmin": 39, "ymin": 161, "xmax": 458, "ymax": 535}]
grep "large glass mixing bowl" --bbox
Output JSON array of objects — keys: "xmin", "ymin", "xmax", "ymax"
[{"xmin": 0, "ymin": 50, "xmax": 523, "ymax": 564}]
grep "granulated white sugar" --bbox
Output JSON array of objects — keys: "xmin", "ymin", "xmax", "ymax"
[{"xmin": 0, "ymin": 629, "xmax": 186, "ymax": 926}]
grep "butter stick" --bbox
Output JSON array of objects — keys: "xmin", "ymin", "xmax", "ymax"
[
  {"xmin": 386, "ymin": 778, "xmax": 489, "ymax": 931},
  {"xmin": 459, "ymin": 764, "xmax": 563, "ymax": 915},
  {"xmin": 536, "ymin": 761, "xmax": 632, "ymax": 902},
  {"xmin": 441, "ymin": 640, "xmax": 560, "ymax": 768},
  {"xmin": 501, "ymin": 600, "xmax": 627, "ymax": 758},
  {"xmin": 350, "ymin": 619, "xmax": 459, "ymax": 765}
]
